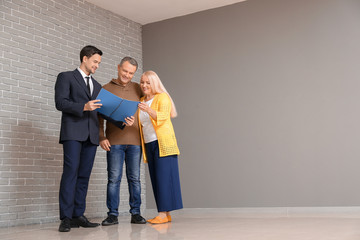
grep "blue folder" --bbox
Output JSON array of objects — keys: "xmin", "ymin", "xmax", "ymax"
[{"xmin": 96, "ymin": 88, "xmax": 140, "ymax": 128}]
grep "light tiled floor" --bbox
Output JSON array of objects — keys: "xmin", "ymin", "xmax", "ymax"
[{"xmin": 1, "ymin": 208, "xmax": 360, "ymax": 240}]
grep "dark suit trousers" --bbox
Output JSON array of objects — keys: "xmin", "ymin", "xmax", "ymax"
[{"xmin": 59, "ymin": 139, "xmax": 97, "ymax": 220}]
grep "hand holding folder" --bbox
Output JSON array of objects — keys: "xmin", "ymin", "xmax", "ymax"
[{"xmin": 96, "ymin": 88, "xmax": 139, "ymax": 128}]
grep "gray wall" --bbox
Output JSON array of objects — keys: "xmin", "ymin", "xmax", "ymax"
[
  {"xmin": 143, "ymin": 0, "xmax": 360, "ymax": 208},
  {"xmin": 0, "ymin": 0, "xmax": 143, "ymax": 227}
]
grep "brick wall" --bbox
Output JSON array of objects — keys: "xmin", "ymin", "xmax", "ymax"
[{"xmin": 0, "ymin": 0, "xmax": 144, "ymax": 227}]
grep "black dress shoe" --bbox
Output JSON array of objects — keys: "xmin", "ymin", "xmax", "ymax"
[
  {"xmin": 59, "ymin": 218, "xmax": 71, "ymax": 232},
  {"xmin": 71, "ymin": 215, "xmax": 100, "ymax": 228},
  {"xmin": 102, "ymin": 215, "xmax": 119, "ymax": 226},
  {"xmin": 131, "ymin": 214, "xmax": 146, "ymax": 224}
]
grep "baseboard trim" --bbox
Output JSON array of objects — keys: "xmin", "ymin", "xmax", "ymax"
[{"xmin": 145, "ymin": 206, "xmax": 360, "ymax": 217}]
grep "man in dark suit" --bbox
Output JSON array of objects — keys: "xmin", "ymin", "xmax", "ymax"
[{"xmin": 55, "ymin": 45, "xmax": 103, "ymax": 232}]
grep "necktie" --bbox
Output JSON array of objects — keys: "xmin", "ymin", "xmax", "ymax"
[{"xmin": 85, "ymin": 76, "xmax": 91, "ymax": 94}]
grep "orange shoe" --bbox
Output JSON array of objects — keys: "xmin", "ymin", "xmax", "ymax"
[
  {"xmin": 148, "ymin": 216, "xmax": 169, "ymax": 224},
  {"xmin": 146, "ymin": 217, "xmax": 155, "ymax": 223},
  {"xmin": 167, "ymin": 215, "xmax": 172, "ymax": 222}
]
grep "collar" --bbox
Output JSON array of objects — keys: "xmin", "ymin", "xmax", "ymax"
[
  {"xmin": 111, "ymin": 78, "xmax": 132, "ymax": 88},
  {"xmin": 77, "ymin": 67, "xmax": 92, "ymax": 79}
]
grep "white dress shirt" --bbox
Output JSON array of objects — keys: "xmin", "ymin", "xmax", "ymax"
[{"xmin": 77, "ymin": 67, "xmax": 93, "ymax": 95}]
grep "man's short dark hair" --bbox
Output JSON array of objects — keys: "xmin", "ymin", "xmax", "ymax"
[
  {"xmin": 120, "ymin": 57, "xmax": 138, "ymax": 70},
  {"xmin": 80, "ymin": 45, "xmax": 103, "ymax": 63}
]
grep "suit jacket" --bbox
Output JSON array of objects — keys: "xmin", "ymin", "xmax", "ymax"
[{"xmin": 55, "ymin": 69, "xmax": 102, "ymax": 145}]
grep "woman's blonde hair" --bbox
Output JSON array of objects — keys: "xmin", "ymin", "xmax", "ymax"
[{"xmin": 141, "ymin": 71, "xmax": 178, "ymax": 118}]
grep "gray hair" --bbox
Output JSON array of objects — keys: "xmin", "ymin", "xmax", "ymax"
[{"xmin": 120, "ymin": 57, "xmax": 138, "ymax": 70}]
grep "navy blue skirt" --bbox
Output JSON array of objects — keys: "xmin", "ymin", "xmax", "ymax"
[{"xmin": 145, "ymin": 140, "xmax": 183, "ymax": 212}]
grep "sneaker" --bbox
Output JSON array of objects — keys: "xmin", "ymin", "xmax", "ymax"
[
  {"xmin": 131, "ymin": 214, "xmax": 146, "ymax": 224},
  {"xmin": 101, "ymin": 215, "xmax": 118, "ymax": 226}
]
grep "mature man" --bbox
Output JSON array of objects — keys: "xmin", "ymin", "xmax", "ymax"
[
  {"xmin": 99, "ymin": 57, "xmax": 146, "ymax": 225},
  {"xmin": 55, "ymin": 45, "xmax": 103, "ymax": 232}
]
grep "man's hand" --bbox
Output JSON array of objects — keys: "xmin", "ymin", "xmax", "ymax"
[
  {"xmin": 100, "ymin": 139, "xmax": 111, "ymax": 151},
  {"xmin": 124, "ymin": 116, "xmax": 135, "ymax": 126},
  {"xmin": 84, "ymin": 99, "xmax": 102, "ymax": 111}
]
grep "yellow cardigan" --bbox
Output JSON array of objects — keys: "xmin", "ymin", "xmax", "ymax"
[{"xmin": 138, "ymin": 92, "xmax": 180, "ymax": 163}]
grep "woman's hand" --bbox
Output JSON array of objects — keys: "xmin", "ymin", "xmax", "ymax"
[
  {"xmin": 138, "ymin": 102, "xmax": 150, "ymax": 113},
  {"xmin": 138, "ymin": 102, "xmax": 157, "ymax": 120},
  {"xmin": 124, "ymin": 116, "xmax": 135, "ymax": 126}
]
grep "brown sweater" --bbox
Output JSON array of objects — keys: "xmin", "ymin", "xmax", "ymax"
[{"xmin": 99, "ymin": 79, "xmax": 143, "ymax": 145}]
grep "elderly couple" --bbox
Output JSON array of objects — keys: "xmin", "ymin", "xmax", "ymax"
[{"xmin": 55, "ymin": 45, "xmax": 182, "ymax": 232}]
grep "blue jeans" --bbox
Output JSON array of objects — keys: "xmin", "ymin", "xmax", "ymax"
[{"xmin": 106, "ymin": 145, "xmax": 142, "ymax": 216}]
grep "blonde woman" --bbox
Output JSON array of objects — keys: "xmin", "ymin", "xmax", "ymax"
[{"xmin": 138, "ymin": 71, "xmax": 183, "ymax": 224}]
